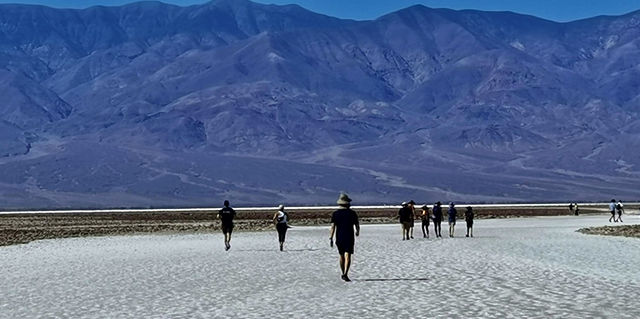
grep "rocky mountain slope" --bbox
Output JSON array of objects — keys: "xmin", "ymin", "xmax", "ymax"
[{"xmin": 1, "ymin": 0, "xmax": 639, "ymax": 208}]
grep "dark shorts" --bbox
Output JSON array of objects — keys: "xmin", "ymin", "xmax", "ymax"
[
  {"xmin": 448, "ymin": 221, "xmax": 456, "ymax": 225},
  {"xmin": 336, "ymin": 241, "xmax": 354, "ymax": 254},
  {"xmin": 401, "ymin": 221, "xmax": 412, "ymax": 230},
  {"xmin": 221, "ymin": 222, "xmax": 234, "ymax": 234},
  {"xmin": 421, "ymin": 220, "xmax": 429, "ymax": 226},
  {"xmin": 466, "ymin": 221, "xmax": 473, "ymax": 227},
  {"xmin": 611, "ymin": 211, "xmax": 616, "ymax": 215}
]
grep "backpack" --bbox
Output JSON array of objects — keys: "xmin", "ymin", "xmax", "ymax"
[
  {"xmin": 616, "ymin": 204, "xmax": 622, "ymax": 210},
  {"xmin": 277, "ymin": 211, "xmax": 289, "ymax": 223}
]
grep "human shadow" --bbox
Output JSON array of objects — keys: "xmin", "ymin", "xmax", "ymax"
[
  {"xmin": 234, "ymin": 248, "xmax": 320, "ymax": 252},
  {"xmin": 353, "ymin": 278, "xmax": 429, "ymax": 282}
]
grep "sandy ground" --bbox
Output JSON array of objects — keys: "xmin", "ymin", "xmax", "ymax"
[{"xmin": 1, "ymin": 214, "xmax": 639, "ymax": 318}]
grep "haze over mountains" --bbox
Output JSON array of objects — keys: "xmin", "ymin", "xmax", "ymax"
[{"xmin": 1, "ymin": 0, "xmax": 639, "ymax": 208}]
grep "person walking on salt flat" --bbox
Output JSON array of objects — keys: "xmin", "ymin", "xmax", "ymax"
[
  {"xmin": 609, "ymin": 199, "xmax": 617, "ymax": 222},
  {"xmin": 609, "ymin": 199, "xmax": 616, "ymax": 222},
  {"xmin": 273, "ymin": 204, "xmax": 290, "ymax": 251},
  {"xmin": 448, "ymin": 202, "xmax": 457, "ymax": 238},
  {"xmin": 398, "ymin": 201, "xmax": 413, "ymax": 240},
  {"xmin": 465, "ymin": 206, "xmax": 474, "ymax": 237},
  {"xmin": 420, "ymin": 205, "xmax": 430, "ymax": 238},
  {"xmin": 433, "ymin": 202, "xmax": 443, "ymax": 238},
  {"xmin": 408, "ymin": 200, "xmax": 416, "ymax": 239},
  {"xmin": 616, "ymin": 200, "xmax": 624, "ymax": 222},
  {"xmin": 329, "ymin": 193, "xmax": 360, "ymax": 282},
  {"xmin": 218, "ymin": 200, "xmax": 236, "ymax": 251}
]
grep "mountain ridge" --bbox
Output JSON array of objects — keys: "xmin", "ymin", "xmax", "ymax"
[{"xmin": 1, "ymin": 0, "xmax": 639, "ymax": 208}]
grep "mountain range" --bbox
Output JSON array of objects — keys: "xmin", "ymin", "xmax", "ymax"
[{"xmin": 1, "ymin": 0, "xmax": 639, "ymax": 208}]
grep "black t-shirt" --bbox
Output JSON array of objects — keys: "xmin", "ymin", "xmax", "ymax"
[
  {"xmin": 398, "ymin": 207, "xmax": 413, "ymax": 222},
  {"xmin": 331, "ymin": 208, "xmax": 359, "ymax": 243},
  {"xmin": 465, "ymin": 210, "xmax": 474, "ymax": 222},
  {"xmin": 433, "ymin": 206, "xmax": 443, "ymax": 220},
  {"xmin": 218, "ymin": 206, "xmax": 236, "ymax": 224}
]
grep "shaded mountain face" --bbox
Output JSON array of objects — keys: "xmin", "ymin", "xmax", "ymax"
[{"xmin": 1, "ymin": 0, "xmax": 639, "ymax": 208}]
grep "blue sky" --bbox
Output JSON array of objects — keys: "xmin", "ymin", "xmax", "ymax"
[{"xmin": 0, "ymin": 0, "xmax": 639, "ymax": 22}]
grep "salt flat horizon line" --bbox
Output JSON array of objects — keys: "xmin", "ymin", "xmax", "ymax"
[{"xmin": 0, "ymin": 202, "xmax": 634, "ymax": 215}]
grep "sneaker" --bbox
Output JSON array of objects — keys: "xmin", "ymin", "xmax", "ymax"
[{"xmin": 341, "ymin": 275, "xmax": 351, "ymax": 282}]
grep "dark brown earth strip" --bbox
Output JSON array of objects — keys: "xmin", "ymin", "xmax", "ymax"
[
  {"xmin": 0, "ymin": 207, "xmax": 605, "ymax": 247},
  {"xmin": 578, "ymin": 225, "xmax": 640, "ymax": 238}
]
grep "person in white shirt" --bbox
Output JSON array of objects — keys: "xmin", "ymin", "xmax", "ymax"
[
  {"xmin": 609, "ymin": 199, "xmax": 616, "ymax": 222},
  {"xmin": 616, "ymin": 200, "xmax": 625, "ymax": 222}
]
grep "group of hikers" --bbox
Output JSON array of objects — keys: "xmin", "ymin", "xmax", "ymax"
[
  {"xmin": 398, "ymin": 200, "xmax": 474, "ymax": 239},
  {"xmin": 217, "ymin": 196, "xmax": 631, "ymax": 282},
  {"xmin": 215, "ymin": 194, "xmax": 473, "ymax": 282}
]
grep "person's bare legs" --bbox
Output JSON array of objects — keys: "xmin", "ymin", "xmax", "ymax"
[
  {"xmin": 224, "ymin": 233, "xmax": 232, "ymax": 250},
  {"xmin": 618, "ymin": 213, "xmax": 623, "ymax": 222},
  {"xmin": 409, "ymin": 226, "xmax": 414, "ymax": 239},
  {"xmin": 343, "ymin": 253, "xmax": 352, "ymax": 281},
  {"xmin": 339, "ymin": 253, "xmax": 352, "ymax": 281}
]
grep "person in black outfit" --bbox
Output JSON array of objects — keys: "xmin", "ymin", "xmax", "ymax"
[
  {"xmin": 432, "ymin": 202, "xmax": 443, "ymax": 238},
  {"xmin": 273, "ymin": 204, "xmax": 290, "ymax": 251},
  {"xmin": 420, "ymin": 205, "xmax": 430, "ymax": 238},
  {"xmin": 218, "ymin": 200, "xmax": 236, "ymax": 251},
  {"xmin": 398, "ymin": 202, "xmax": 412, "ymax": 240},
  {"xmin": 329, "ymin": 193, "xmax": 360, "ymax": 282},
  {"xmin": 408, "ymin": 200, "xmax": 416, "ymax": 239},
  {"xmin": 465, "ymin": 206, "xmax": 474, "ymax": 237},
  {"xmin": 448, "ymin": 202, "xmax": 457, "ymax": 238}
]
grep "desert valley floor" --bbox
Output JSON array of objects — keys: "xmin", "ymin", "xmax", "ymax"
[{"xmin": 1, "ymin": 215, "xmax": 639, "ymax": 318}]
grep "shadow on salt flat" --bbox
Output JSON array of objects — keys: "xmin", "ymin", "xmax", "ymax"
[
  {"xmin": 234, "ymin": 248, "xmax": 320, "ymax": 252},
  {"xmin": 354, "ymin": 278, "xmax": 429, "ymax": 282}
]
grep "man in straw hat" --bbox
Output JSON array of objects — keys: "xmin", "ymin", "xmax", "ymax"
[{"xmin": 329, "ymin": 192, "xmax": 360, "ymax": 282}]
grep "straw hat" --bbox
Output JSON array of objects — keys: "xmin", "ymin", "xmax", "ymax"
[{"xmin": 337, "ymin": 193, "xmax": 352, "ymax": 206}]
